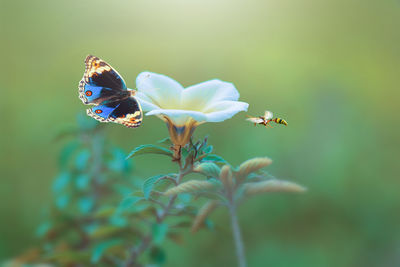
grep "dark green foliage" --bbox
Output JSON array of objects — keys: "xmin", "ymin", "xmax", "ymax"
[
  {"xmin": 142, "ymin": 174, "xmax": 167, "ymax": 199},
  {"xmin": 201, "ymin": 154, "xmax": 226, "ymax": 163},
  {"xmin": 149, "ymin": 246, "xmax": 167, "ymax": 265},
  {"xmin": 117, "ymin": 196, "xmax": 144, "ymax": 213},
  {"xmin": 152, "ymin": 223, "xmax": 169, "ymax": 245},
  {"xmin": 91, "ymin": 239, "xmax": 123, "ymax": 264},
  {"xmin": 27, "ymin": 116, "xmax": 227, "ymax": 266},
  {"xmin": 22, "ymin": 115, "xmax": 259, "ymax": 267},
  {"xmin": 28, "ymin": 115, "xmax": 148, "ymax": 266},
  {"xmin": 126, "ymin": 144, "xmax": 173, "ymax": 159}
]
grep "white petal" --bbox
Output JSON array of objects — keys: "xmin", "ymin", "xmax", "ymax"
[
  {"xmin": 136, "ymin": 72, "xmax": 183, "ymax": 109},
  {"xmin": 203, "ymin": 101, "xmax": 249, "ymax": 122},
  {"xmin": 135, "ymin": 93, "xmax": 160, "ymax": 112},
  {"xmin": 146, "ymin": 109, "xmax": 208, "ymax": 125},
  {"xmin": 181, "ymin": 79, "xmax": 240, "ymax": 111}
]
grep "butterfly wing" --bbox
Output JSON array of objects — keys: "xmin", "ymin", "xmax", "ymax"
[
  {"xmin": 79, "ymin": 55, "xmax": 127, "ymax": 105},
  {"xmin": 87, "ymin": 96, "xmax": 143, "ymax": 128}
]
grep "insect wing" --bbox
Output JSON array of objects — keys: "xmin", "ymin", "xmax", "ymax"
[
  {"xmin": 264, "ymin": 111, "xmax": 273, "ymax": 120},
  {"xmin": 87, "ymin": 96, "xmax": 142, "ymax": 128},
  {"xmin": 109, "ymin": 96, "xmax": 143, "ymax": 128},
  {"xmin": 79, "ymin": 55, "xmax": 127, "ymax": 105},
  {"xmin": 246, "ymin": 117, "xmax": 264, "ymax": 124}
]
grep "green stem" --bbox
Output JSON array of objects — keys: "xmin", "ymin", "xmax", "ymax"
[
  {"xmin": 123, "ymin": 160, "xmax": 190, "ymax": 267},
  {"xmin": 228, "ymin": 202, "xmax": 247, "ymax": 267}
]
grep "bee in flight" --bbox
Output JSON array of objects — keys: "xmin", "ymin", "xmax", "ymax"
[{"xmin": 246, "ymin": 111, "xmax": 288, "ymax": 128}]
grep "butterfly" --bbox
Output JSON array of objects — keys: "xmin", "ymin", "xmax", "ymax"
[{"xmin": 78, "ymin": 55, "xmax": 142, "ymax": 128}]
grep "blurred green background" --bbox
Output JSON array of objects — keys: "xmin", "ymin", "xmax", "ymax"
[{"xmin": 1, "ymin": 0, "xmax": 399, "ymax": 266}]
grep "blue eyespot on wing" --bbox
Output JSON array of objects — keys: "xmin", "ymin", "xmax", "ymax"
[
  {"xmin": 87, "ymin": 96, "xmax": 142, "ymax": 128},
  {"xmin": 78, "ymin": 55, "xmax": 127, "ymax": 105},
  {"xmin": 78, "ymin": 81, "xmax": 115, "ymax": 104},
  {"xmin": 87, "ymin": 102, "xmax": 121, "ymax": 122}
]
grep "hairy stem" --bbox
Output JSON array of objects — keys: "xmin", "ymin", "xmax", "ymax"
[{"xmin": 228, "ymin": 202, "xmax": 247, "ymax": 267}]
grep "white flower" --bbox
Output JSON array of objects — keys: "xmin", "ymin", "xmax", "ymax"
[{"xmin": 135, "ymin": 72, "xmax": 249, "ymax": 156}]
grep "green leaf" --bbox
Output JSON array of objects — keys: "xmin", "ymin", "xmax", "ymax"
[
  {"xmin": 59, "ymin": 141, "xmax": 80, "ymax": 167},
  {"xmin": 157, "ymin": 137, "xmax": 172, "ymax": 146},
  {"xmin": 91, "ymin": 239, "xmax": 122, "ymax": 263},
  {"xmin": 177, "ymin": 193, "xmax": 192, "ymax": 203},
  {"xmin": 75, "ymin": 174, "xmax": 90, "ymax": 190},
  {"xmin": 78, "ymin": 197, "xmax": 94, "ymax": 214},
  {"xmin": 56, "ymin": 195, "xmax": 70, "ymax": 210},
  {"xmin": 117, "ymin": 196, "xmax": 143, "ymax": 213},
  {"xmin": 203, "ymin": 145, "xmax": 213, "ymax": 154},
  {"xmin": 36, "ymin": 221, "xmax": 52, "ymax": 237},
  {"xmin": 180, "ymin": 146, "xmax": 189, "ymax": 163},
  {"xmin": 237, "ymin": 157, "xmax": 272, "ymax": 182},
  {"xmin": 109, "ymin": 215, "xmax": 128, "ymax": 227},
  {"xmin": 164, "ymin": 180, "xmax": 217, "ymax": 196},
  {"xmin": 149, "ymin": 246, "xmax": 166, "ymax": 265},
  {"xmin": 142, "ymin": 174, "xmax": 166, "ymax": 199},
  {"xmin": 194, "ymin": 162, "xmax": 221, "ymax": 178},
  {"xmin": 201, "ymin": 154, "xmax": 226, "ymax": 163},
  {"xmin": 108, "ymin": 148, "xmax": 131, "ymax": 172},
  {"xmin": 77, "ymin": 112, "xmax": 99, "ymax": 131},
  {"xmin": 113, "ymin": 184, "xmax": 133, "ymax": 197},
  {"xmin": 84, "ymin": 223, "xmax": 100, "ymax": 235},
  {"xmin": 152, "ymin": 223, "xmax": 168, "ymax": 245},
  {"xmin": 52, "ymin": 172, "xmax": 70, "ymax": 193},
  {"xmin": 126, "ymin": 144, "xmax": 172, "ymax": 159},
  {"xmin": 243, "ymin": 179, "xmax": 307, "ymax": 196},
  {"xmin": 75, "ymin": 149, "xmax": 91, "ymax": 171}
]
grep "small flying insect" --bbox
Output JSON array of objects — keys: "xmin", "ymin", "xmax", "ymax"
[{"xmin": 246, "ymin": 111, "xmax": 288, "ymax": 128}]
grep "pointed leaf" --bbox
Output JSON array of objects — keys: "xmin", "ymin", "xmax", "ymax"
[
  {"xmin": 201, "ymin": 154, "xmax": 226, "ymax": 163},
  {"xmin": 75, "ymin": 149, "xmax": 91, "ymax": 171},
  {"xmin": 149, "ymin": 246, "xmax": 167, "ymax": 264},
  {"xmin": 194, "ymin": 162, "xmax": 221, "ymax": 178},
  {"xmin": 191, "ymin": 200, "xmax": 219, "ymax": 233},
  {"xmin": 56, "ymin": 195, "xmax": 70, "ymax": 210},
  {"xmin": 126, "ymin": 144, "xmax": 172, "ymax": 159},
  {"xmin": 164, "ymin": 180, "xmax": 217, "ymax": 196},
  {"xmin": 52, "ymin": 172, "xmax": 71, "ymax": 193},
  {"xmin": 177, "ymin": 193, "xmax": 192, "ymax": 203},
  {"xmin": 36, "ymin": 221, "xmax": 52, "ymax": 237},
  {"xmin": 75, "ymin": 174, "xmax": 90, "ymax": 190},
  {"xmin": 152, "ymin": 223, "xmax": 168, "ymax": 245},
  {"xmin": 59, "ymin": 141, "xmax": 79, "ymax": 167},
  {"xmin": 91, "ymin": 239, "xmax": 122, "ymax": 263},
  {"xmin": 157, "ymin": 137, "xmax": 172, "ymax": 146},
  {"xmin": 237, "ymin": 157, "xmax": 272, "ymax": 182},
  {"xmin": 203, "ymin": 145, "xmax": 213, "ymax": 154},
  {"xmin": 108, "ymin": 148, "xmax": 131, "ymax": 172},
  {"xmin": 78, "ymin": 197, "xmax": 94, "ymax": 214},
  {"xmin": 244, "ymin": 179, "xmax": 307, "ymax": 196},
  {"xmin": 142, "ymin": 175, "xmax": 166, "ymax": 199},
  {"xmin": 219, "ymin": 165, "xmax": 234, "ymax": 191},
  {"xmin": 117, "ymin": 196, "xmax": 143, "ymax": 213}
]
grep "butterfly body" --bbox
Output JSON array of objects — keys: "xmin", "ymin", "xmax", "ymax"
[{"xmin": 78, "ymin": 55, "xmax": 142, "ymax": 128}]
